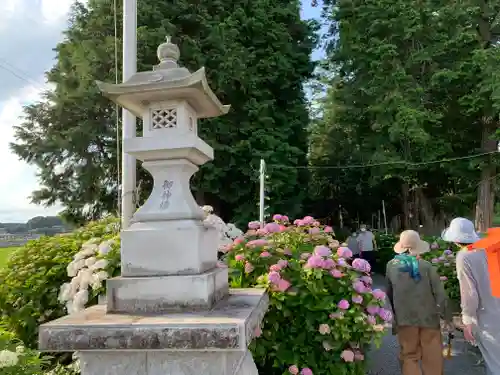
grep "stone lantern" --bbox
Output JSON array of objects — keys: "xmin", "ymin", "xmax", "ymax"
[{"xmin": 38, "ymin": 37, "xmax": 268, "ymax": 375}]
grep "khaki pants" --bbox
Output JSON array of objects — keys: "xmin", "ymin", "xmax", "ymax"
[{"xmin": 397, "ymin": 326, "xmax": 444, "ymax": 375}]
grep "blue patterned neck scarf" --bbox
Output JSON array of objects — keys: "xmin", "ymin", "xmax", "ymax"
[{"xmin": 394, "ymin": 254, "xmax": 421, "ymax": 281}]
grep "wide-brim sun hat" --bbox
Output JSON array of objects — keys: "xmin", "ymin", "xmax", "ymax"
[
  {"xmin": 442, "ymin": 217, "xmax": 480, "ymax": 244},
  {"xmin": 394, "ymin": 230, "xmax": 430, "ymax": 255}
]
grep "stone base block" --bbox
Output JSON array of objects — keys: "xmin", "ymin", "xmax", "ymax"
[
  {"xmin": 121, "ymin": 220, "xmax": 218, "ymax": 277},
  {"xmin": 106, "ymin": 266, "xmax": 228, "ymax": 313},
  {"xmin": 78, "ymin": 349, "xmax": 257, "ymax": 375},
  {"xmin": 39, "ymin": 289, "xmax": 269, "ymax": 351}
]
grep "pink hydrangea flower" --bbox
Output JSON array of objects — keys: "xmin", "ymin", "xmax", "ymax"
[
  {"xmin": 322, "ymin": 258, "xmax": 335, "ymax": 269},
  {"xmin": 276, "ymin": 279, "xmax": 291, "ymax": 292},
  {"xmin": 440, "ymin": 276, "xmax": 448, "ymax": 281},
  {"xmin": 302, "ymin": 216, "xmax": 315, "ymax": 225},
  {"xmin": 337, "ymin": 247, "xmax": 353, "ymax": 259},
  {"xmin": 330, "ymin": 269, "xmax": 343, "ymax": 278},
  {"xmin": 354, "ymin": 351, "xmax": 365, "ymax": 361},
  {"xmin": 260, "ymin": 251, "xmax": 271, "ymax": 258},
  {"xmin": 235, "ymin": 254, "xmax": 245, "ymax": 261},
  {"xmin": 431, "ymin": 258, "xmax": 439, "ymax": 263},
  {"xmin": 352, "ymin": 295, "xmax": 363, "ymax": 304},
  {"xmin": 301, "ymin": 368, "xmax": 313, "ymax": 375},
  {"xmin": 318, "ymin": 323, "xmax": 331, "ymax": 335},
  {"xmin": 378, "ymin": 308, "xmax": 393, "ymax": 322},
  {"xmin": 256, "ymin": 228, "xmax": 268, "ymax": 235},
  {"xmin": 288, "ymin": 365, "xmax": 299, "ymax": 375},
  {"xmin": 314, "ymin": 245, "xmax": 331, "ymax": 257},
  {"xmin": 244, "ymin": 262, "xmax": 254, "ymax": 273},
  {"xmin": 268, "ymin": 271, "xmax": 281, "ymax": 284},
  {"xmin": 294, "ymin": 219, "xmax": 305, "ymax": 226},
  {"xmin": 278, "ymin": 259, "xmax": 289, "ymax": 268},
  {"xmin": 309, "ymin": 227, "xmax": 321, "ymax": 235},
  {"xmin": 272, "ymin": 214, "xmax": 284, "ymax": 221},
  {"xmin": 324, "ymin": 226, "xmax": 334, "ymax": 233},
  {"xmin": 248, "ymin": 221, "xmax": 260, "ymax": 229},
  {"xmin": 353, "ymin": 281, "xmax": 366, "ymax": 294},
  {"xmin": 337, "ymin": 257, "xmax": 348, "ymax": 267},
  {"xmin": 264, "ymin": 222, "xmax": 281, "ymax": 233},
  {"xmin": 431, "ymin": 242, "xmax": 439, "ymax": 249},
  {"xmin": 372, "ymin": 289, "xmax": 386, "ymax": 301},
  {"xmin": 306, "ymin": 255, "xmax": 324, "ymax": 268},
  {"xmin": 367, "ymin": 315, "xmax": 377, "ymax": 325},
  {"xmin": 246, "ymin": 239, "xmax": 268, "ymax": 248},
  {"xmin": 338, "ymin": 299, "xmax": 350, "ymax": 310},
  {"xmin": 360, "ymin": 275, "xmax": 373, "ymax": 285},
  {"xmin": 233, "ymin": 237, "xmax": 244, "ymax": 245},
  {"xmin": 341, "ymin": 350, "xmax": 355, "ymax": 362},
  {"xmin": 270, "ymin": 264, "xmax": 281, "ymax": 272},
  {"xmin": 279, "ymin": 225, "xmax": 287, "ymax": 232},
  {"xmin": 352, "ymin": 258, "xmax": 371, "ymax": 273},
  {"xmin": 367, "ymin": 305, "xmax": 380, "ymax": 315},
  {"xmin": 254, "ymin": 326, "xmax": 262, "ymax": 337}
]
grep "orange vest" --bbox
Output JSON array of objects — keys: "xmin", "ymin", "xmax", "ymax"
[{"xmin": 468, "ymin": 228, "xmax": 500, "ymax": 298}]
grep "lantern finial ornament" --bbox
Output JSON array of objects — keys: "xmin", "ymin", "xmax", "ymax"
[{"xmin": 156, "ymin": 35, "xmax": 180, "ymax": 69}]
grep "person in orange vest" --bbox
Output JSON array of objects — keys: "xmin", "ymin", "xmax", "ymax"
[{"xmin": 442, "ymin": 217, "xmax": 500, "ymax": 375}]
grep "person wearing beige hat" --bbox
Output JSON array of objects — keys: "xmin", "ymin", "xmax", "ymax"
[{"xmin": 386, "ymin": 230, "xmax": 452, "ymax": 375}]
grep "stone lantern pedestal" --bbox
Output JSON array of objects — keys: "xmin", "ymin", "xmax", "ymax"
[{"xmin": 38, "ymin": 37, "xmax": 268, "ymax": 375}]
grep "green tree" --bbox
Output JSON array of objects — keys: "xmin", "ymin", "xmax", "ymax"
[
  {"xmin": 312, "ymin": 0, "xmax": 500, "ymax": 232},
  {"xmin": 11, "ymin": 0, "xmax": 317, "ymax": 226}
]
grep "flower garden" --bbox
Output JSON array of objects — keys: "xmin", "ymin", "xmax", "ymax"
[{"xmin": 0, "ymin": 211, "xmax": 463, "ymax": 374}]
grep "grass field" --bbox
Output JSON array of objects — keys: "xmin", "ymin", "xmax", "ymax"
[{"xmin": 0, "ymin": 247, "xmax": 19, "ymax": 268}]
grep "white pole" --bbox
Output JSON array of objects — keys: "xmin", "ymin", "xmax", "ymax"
[
  {"xmin": 121, "ymin": 0, "xmax": 137, "ymax": 228},
  {"xmin": 259, "ymin": 159, "xmax": 265, "ymax": 227},
  {"xmin": 382, "ymin": 200, "xmax": 388, "ymax": 234}
]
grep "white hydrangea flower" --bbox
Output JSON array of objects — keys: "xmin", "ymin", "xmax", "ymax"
[
  {"xmin": 58, "ymin": 283, "xmax": 72, "ymax": 303},
  {"xmin": 66, "ymin": 261, "xmax": 78, "ymax": 277},
  {"xmin": 98, "ymin": 239, "xmax": 115, "ymax": 255},
  {"xmin": 73, "ymin": 289, "xmax": 89, "ymax": 311},
  {"xmin": 91, "ymin": 259, "xmax": 108, "ymax": 271},
  {"xmin": 0, "ymin": 349, "xmax": 19, "ymax": 367},
  {"xmin": 202, "ymin": 205, "xmax": 214, "ymax": 215},
  {"xmin": 84, "ymin": 256, "xmax": 97, "ymax": 267}
]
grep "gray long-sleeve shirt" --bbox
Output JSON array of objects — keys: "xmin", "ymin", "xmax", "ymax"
[
  {"xmin": 386, "ymin": 258, "xmax": 452, "ymax": 328},
  {"xmin": 456, "ymin": 248, "xmax": 500, "ymax": 375},
  {"xmin": 456, "ymin": 248, "xmax": 500, "ymax": 325}
]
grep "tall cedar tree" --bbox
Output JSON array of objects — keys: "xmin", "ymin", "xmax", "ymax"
[
  {"xmin": 313, "ymin": 0, "xmax": 500, "ymax": 231},
  {"xmin": 11, "ymin": 0, "xmax": 317, "ymax": 226}
]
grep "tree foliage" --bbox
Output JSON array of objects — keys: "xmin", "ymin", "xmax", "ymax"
[
  {"xmin": 310, "ymin": 0, "xmax": 500, "ymax": 232},
  {"xmin": 11, "ymin": 0, "xmax": 317, "ymax": 227}
]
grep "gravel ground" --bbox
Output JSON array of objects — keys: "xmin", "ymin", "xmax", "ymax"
[{"xmin": 366, "ymin": 275, "xmax": 486, "ymax": 375}]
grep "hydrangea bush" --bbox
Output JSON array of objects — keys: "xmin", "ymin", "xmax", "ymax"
[
  {"xmin": 0, "ymin": 328, "xmax": 51, "ymax": 374},
  {"xmin": 225, "ymin": 215, "xmax": 391, "ymax": 375},
  {"xmin": 422, "ymin": 243, "xmax": 460, "ymax": 303},
  {"xmin": 0, "ymin": 218, "xmax": 119, "ymax": 348}
]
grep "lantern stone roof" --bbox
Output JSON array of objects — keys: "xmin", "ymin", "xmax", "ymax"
[{"xmin": 96, "ymin": 36, "xmax": 230, "ymax": 118}]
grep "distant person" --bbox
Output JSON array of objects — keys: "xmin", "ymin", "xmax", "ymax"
[
  {"xmin": 386, "ymin": 230, "xmax": 452, "ymax": 375},
  {"xmin": 356, "ymin": 224, "xmax": 377, "ymax": 266},
  {"xmin": 442, "ymin": 217, "xmax": 500, "ymax": 375},
  {"xmin": 346, "ymin": 228, "xmax": 361, "ymax": 258}
]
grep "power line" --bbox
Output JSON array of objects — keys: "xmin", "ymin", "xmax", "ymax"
[
  {"xmin": 266, "ymin": 150, "xmax": 499, "ymax": 170},
  {"xmin": 0, "ymin": 59, "xmax": 45, "ymax": 89}
]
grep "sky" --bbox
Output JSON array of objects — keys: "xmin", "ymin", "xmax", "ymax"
[{"xmin": 0, "ymin": 0, "xmax": 323, "ymax": 223}]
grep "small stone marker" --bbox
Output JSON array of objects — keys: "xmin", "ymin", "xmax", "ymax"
[{"xmin": 38, "ymin": 36, "xmax": 268, "ymax": 375}]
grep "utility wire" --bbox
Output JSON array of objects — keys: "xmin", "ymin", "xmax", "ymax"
[
  {"xmin": 0, "ymin": 61, "xmax": 45, "ymax": 89},
  {"xmin": 266, "ymin": 150, "xmax": 499, "ymax": 170}
]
